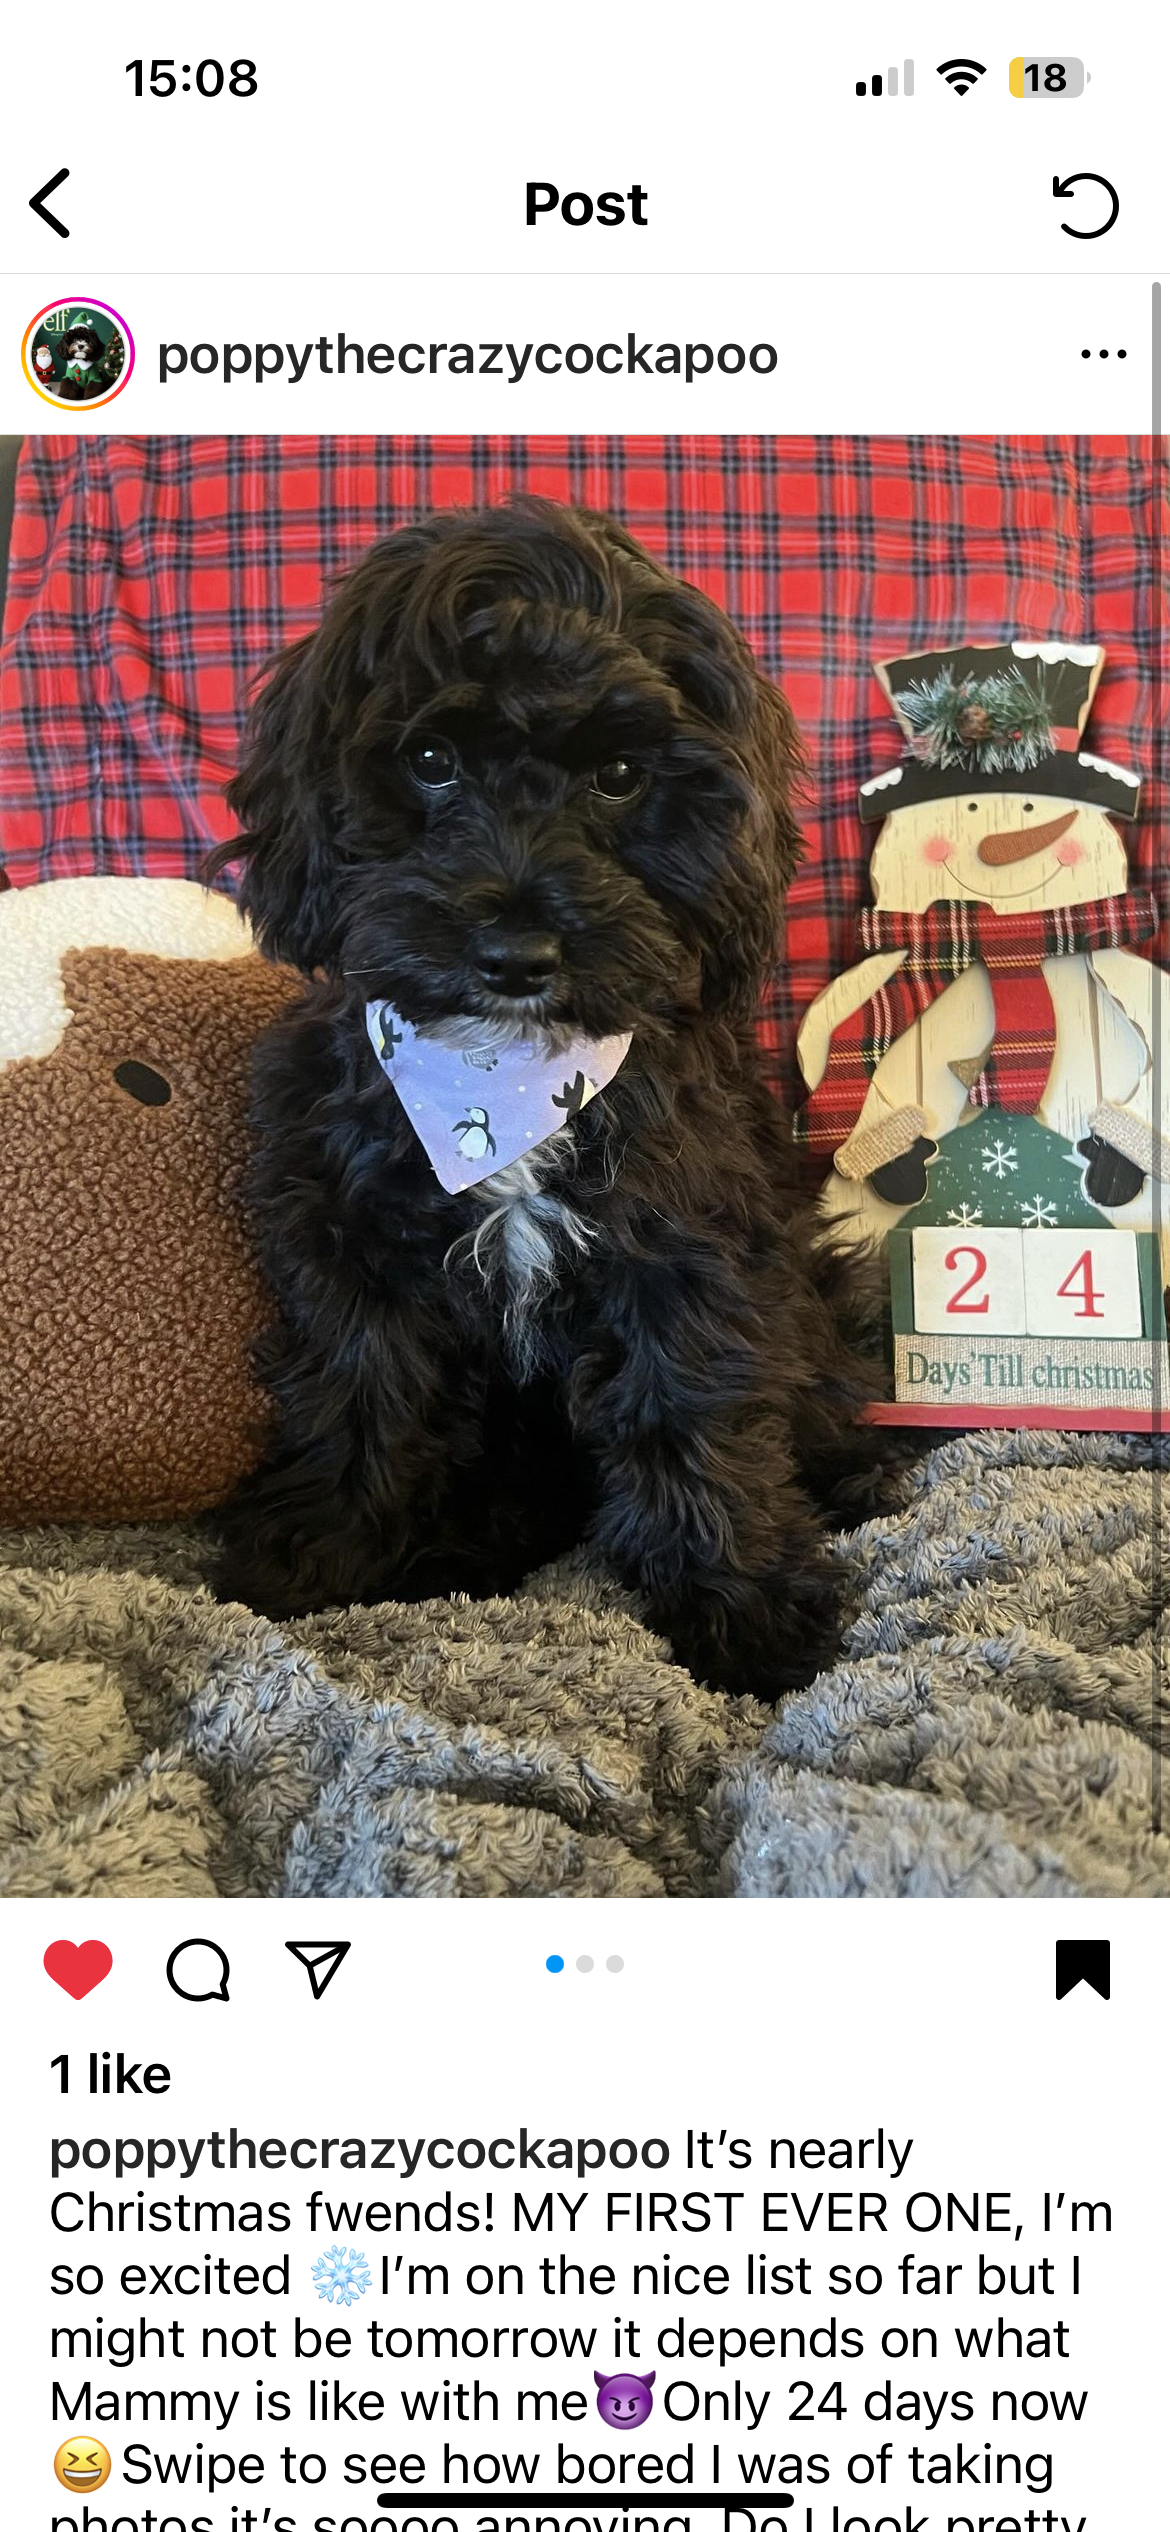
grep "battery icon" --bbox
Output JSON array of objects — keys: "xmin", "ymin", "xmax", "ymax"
[{"xmin": 1009, "ymin": 56, "xmax": 1086, "ymax": 96}]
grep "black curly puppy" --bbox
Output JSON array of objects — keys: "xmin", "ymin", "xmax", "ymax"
[
  {"xmin": 56, "ymin": 324, "xmax": 109, "ymax": 400},
  {"xmin": 206, "ymin": 499, "xmax": 888, "ymax": 1699}
]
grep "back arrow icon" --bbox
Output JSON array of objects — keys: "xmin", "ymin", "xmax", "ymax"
[
  {"xmin": 30, "ymin": 167, "xmax": 70, "ymax": 238},
  {"xmin": 1053, "ymin": 171, "xmax": 1119, "ymax": 240}
]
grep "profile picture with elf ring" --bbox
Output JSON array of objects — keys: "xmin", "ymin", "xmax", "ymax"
[{"xmin": 22, "ymin": 298, "xmax": 134, "ymax": 407}]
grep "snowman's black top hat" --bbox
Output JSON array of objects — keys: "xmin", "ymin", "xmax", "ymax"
[{"xmin": 859, "ymin": 640, "xmax": 1141, "ymax": 822}]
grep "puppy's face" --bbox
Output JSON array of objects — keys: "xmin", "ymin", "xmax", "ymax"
[{"xmin": 218, "ymin": 501, "xmax": 804, "ymax": 1032}]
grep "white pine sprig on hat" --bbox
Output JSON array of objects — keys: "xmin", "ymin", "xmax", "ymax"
[{"xmin": 901, "ymin": 665, "xmax": 1057, "ymax": 773}]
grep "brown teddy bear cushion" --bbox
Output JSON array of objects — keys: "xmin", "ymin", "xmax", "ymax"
[{"xmin": 0, "ymin": 877, "xmax": 302, "ymax": 1522}]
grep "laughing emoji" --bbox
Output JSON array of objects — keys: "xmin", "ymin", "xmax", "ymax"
[{"xmin": 54, "ymin": 2437, "xmax": 112, "ymax": 2492}]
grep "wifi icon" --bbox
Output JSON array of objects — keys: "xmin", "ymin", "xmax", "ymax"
[{"xmin": 937, "ymin": 56, "xmax": 986, "ymax": 94}]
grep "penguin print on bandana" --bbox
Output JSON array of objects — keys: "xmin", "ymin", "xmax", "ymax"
[
  {"xmin": 551, "ymin": 1070, "xmax": 593, "ymax": 1116},
  {"xmin": 365, "ymin": 1003, "xmax": 631, "ymax": 1193},
  {"xmin": 453, "ymin": 1105, "xmax": 497, "ymax": 1164},
  {"xmin": 796, "ymin": 642, "xmax": 1167, "ymax": 1271}
]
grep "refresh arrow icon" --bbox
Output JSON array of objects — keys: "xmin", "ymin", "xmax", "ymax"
[{"xmin": 1053, "ymin": 171, "xmax": 1119, "ymax": 240}]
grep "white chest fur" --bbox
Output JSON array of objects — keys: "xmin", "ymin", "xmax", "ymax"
[{"xmin": 444, "ymin": 1131, "xmax": 595, "ymax": 1375}]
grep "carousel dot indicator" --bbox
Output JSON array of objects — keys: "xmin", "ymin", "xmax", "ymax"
[
  {"xmin": 545, "ymin": 1954, "xmax": 564, "ymax": 1973},
  {"xmin": 576, "ymin": 1955, "xmax": 594, "ymax": 1973},
  {"xmin": 606, "ymin": 1955, "xmax": 625, "ymax": 1973}
]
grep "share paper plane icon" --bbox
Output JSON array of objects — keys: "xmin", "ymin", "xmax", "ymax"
[{"xmin": 285, "ymin": 1940, "xmax": 352, "ymax": 1999}]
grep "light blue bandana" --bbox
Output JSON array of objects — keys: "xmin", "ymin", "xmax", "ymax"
[{"xmin": 366, "ymin": 1001, "xmax": 633, "ymax": 1193}]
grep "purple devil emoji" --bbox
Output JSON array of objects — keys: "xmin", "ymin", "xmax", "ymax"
[{"xmin": 594, "ymin": 2370, "xmax": 656, "ymax": 2429}]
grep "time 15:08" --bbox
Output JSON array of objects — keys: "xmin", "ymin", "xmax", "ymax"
[{"xmin": 124, "ymin": 59, "xmax": 258, "ymax": 96}]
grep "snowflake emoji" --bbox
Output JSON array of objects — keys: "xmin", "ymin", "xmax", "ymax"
[
  {"xmin": 946, "ymin": 1201, "xmax": 983, "ymax": 1228},
  {"xmin": 1020, "ymin": 1194, "xmax": 1058, "ymax": 1229},
  {"xmin": 980, "ymin": 1139, "xmax": 1019, "ymax": 1180},
  {"xmin": 312, "ymin": 2245, "xmax": 372, "ymax": 2307}
]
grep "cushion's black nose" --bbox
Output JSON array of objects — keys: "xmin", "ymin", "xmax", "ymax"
[{"xmin": 473, "ymin": 930, "xmax": 563, "ymax": 997}]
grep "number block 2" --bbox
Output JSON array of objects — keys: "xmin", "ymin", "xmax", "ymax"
[
  {"xmin": 910, "ymin": 1227, "xmax": 1144, "ymax": 1339},
  {"xmin": 911, "ymin": 1228, "xmax": 1025, "ymax": 1333}
]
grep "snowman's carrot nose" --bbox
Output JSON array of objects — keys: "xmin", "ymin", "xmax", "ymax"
[{"xmin": 977, "ymin": 809, "xmax": 1078, "ymax": 866}]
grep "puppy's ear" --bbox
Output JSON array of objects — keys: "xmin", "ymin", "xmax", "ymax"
[
  {"xmin": 744, "ymin": 665, "xmax": 806, "ymax": 896},
  {"xmin": 203, "ymin": 631, "xmax": 345, "ymax": 971},
  {"xmin": 621, "ymin": 551, "xmax": 807, "ymax": 1016},
  {"xmin": 701, "ymin": 656, "xmax": 807, "ymax": 1020}
]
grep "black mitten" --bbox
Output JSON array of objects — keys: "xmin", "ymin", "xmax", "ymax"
[
  {"xmin": 869, "ymin": 1136, "xmax": 939, "ymax": 1206},
  {"xmin": 1076, "ymin": 1132, "xmax": 1146, "ymax": 1209}
]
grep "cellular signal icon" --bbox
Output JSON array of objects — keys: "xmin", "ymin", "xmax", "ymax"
[
  {"xmin": 937, "ymin": 57, "xmax": 987, "ymax": 95},
  {"xmin": 855, "ymin": 59, "xmax": 914, "ymax": 96}
]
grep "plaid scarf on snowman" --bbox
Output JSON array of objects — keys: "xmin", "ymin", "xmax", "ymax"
[{"xmin": 796, "ymin": 891, "xmax": 1158, "ymax": 1156}]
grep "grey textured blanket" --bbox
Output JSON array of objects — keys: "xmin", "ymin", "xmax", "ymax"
[{"xmin": 2, "ymin": 1430, "xmax": 1166, "ymax": 1899}]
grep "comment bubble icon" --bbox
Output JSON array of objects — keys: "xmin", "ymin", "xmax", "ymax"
[{"xmin": 166, "ymin": 1938, "xmax": 231, "ymax": 2002}]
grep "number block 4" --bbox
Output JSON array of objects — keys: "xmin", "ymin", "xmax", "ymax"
[
  {"xmin": 910, "ymin": 1227, "xmax": 1144, "ymax": 1339},
  {"xmin": 1022, "ymin": 1229, "xmax": 1142, "ymax": 1337}
]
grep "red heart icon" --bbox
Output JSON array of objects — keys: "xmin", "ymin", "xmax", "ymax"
[{"xmin": 44, "ymin": 1940, "xmax": 113, "ymax": 2000}]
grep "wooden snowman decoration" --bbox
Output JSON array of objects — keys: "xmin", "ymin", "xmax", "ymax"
[{"xmin": 796, "ymin": 642, "xmax": 1169, "ymax": 1426}]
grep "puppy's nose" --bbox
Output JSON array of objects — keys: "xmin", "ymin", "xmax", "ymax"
[{"xmin": 472, "ymin": 929, "xmax": 563, "ymax": 998}]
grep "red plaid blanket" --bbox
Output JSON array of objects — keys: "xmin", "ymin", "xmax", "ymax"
[{"xmin": 0, "ymin": 435, "xmax": 1162, "ymax": 1108}]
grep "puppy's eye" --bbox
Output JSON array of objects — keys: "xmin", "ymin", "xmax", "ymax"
[
  {"xmin": 402, "ymin": 734, "xmax": 460, "ymax": 790},
  {"xmin": 592, "ymin": 758, "xmax": 644, "ymax": 802}
]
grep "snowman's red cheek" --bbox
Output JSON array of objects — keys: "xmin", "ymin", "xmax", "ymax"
[
  {"xmin": 1055, "ymin": 836, "xmax": 1084, "ymax": 867},
  {"xmin": 920, "ymin": 833, "xmax": 952, "ymax": 867}
]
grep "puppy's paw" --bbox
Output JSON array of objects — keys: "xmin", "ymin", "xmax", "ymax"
[
  {"xmin": 215, "ymin": 1525, "xmax": 529, "ymax": 1619},
  {"xmin": 214, "ymin": 1542, "xmax": 331, "ymax": 1622},
  {"xmin": 802, "ymin": 1421, "xmax": 925, "ymax": 1519},
  {"xmin": 213, "ymin": 1504, "xmax": 381, "ymax": 1620},
  {"xmin": 652, "ymin": 1567, "xmax": 842, "ymax": 1704}
]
